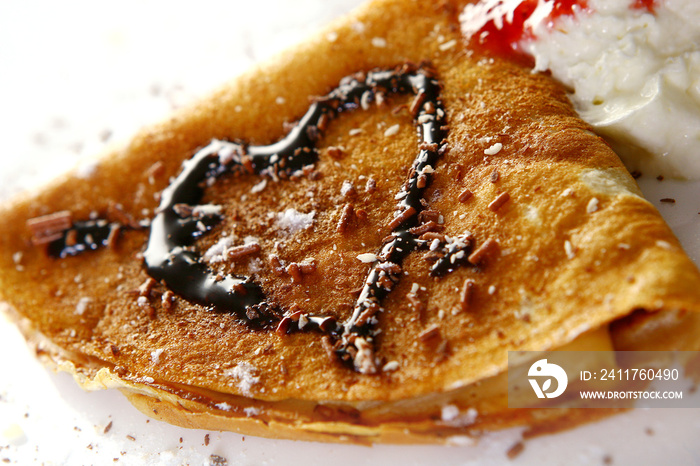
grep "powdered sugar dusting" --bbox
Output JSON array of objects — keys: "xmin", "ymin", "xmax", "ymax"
[
  {"xmin": 441, "ymin": 404, "xmax": 479, "ymax": 426},
  {"xmin": 203, "ymin": 236, "xmax": 233, "ymax": 263},
  {"xmin": 224, "ymin": 362, "xmax": 260, "ymax": 396},
  {"xmin": 243, "ymin": 407, "xmax": 260, "ymax": 417},
  {"xmin": 276, "ymin": 208, "xmax": 315, "ymax": 234},
  {"xmin": 150, "ymin": 348, "xmax": 164, "ymax": 364}
]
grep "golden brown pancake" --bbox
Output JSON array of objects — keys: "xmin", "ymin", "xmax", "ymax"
[{"xmin": 1, "ymin": 0, "xmax": 700, "ymax": 444}]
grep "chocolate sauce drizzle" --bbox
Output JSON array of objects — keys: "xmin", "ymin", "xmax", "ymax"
[
  {"xmin": 47, "ymin": 219, "xmax": 120, "ymax": 258},
  {"xmin": 46, "ymin": 63, "xmax": 466, "ymax": 373}
]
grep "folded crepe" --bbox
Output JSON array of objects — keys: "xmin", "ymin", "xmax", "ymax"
[{"xmin": 1, "ymin": 0, "xmax": 700, "ymax": 445}]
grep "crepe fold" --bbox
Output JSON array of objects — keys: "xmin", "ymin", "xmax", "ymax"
[{"xmin": 1, "ymin": 0, "xmax": 700, "ymax": 444}]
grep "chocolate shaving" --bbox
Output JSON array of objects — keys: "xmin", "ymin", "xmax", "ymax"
[
  {"xmin": 65, "ymin": 229, "xmax": 78, "ymax": 247},
  {"xmin": 409, "ymin": 220, "xmax": 443, "ymax": 236},
  {"xmin": 418, "ymin": 209, "xmax": 440, "ymax": 223},
  {"xmin": 376, "ymin": 261, "xmax": 402, "ymax": 275},
  {"xmin": 241, "ymin": 156, "xmax": 255, "ymax": 174},
  {"xmin": 161, "ymin": 290, "xmax": 175, "ymax": 312},
  {"xmin": 422, "ymin": 251, "xmax": 442, "ymax": 263},
  {"xmin": 269, "ymin": 254, "xmax": 285, "ymax": 276},
  {"xmin": 299, "ymin": 260, "xmax": 317, "ymax": 275},
  {"xmin": 227, "ymin": 243, "xmax": 261, "ymax": 261},
  {"xmin": 106, "ymin": 224, "xmax": 121, "ymax": 250},
  {"xmin": 286, "ymin": 263, "xmax": 303, "ymax": 283},
  {"xmin": 418, "ymin": 325, "xmax": 440, "ymax": 343},
  {"xmin": 355, "ymin": 302, "xmax": 380, "ymax": 327},
  {"xmin": 327, "ymin": 146, "xmax": 343, "ymax": 159},
  {"xmin": 209, "ymin": 455, "xmax": 228, "ymax": 466},
  {"xmin": 377, "ymin": 273, "xmax": 394, "ymax": 291},
  {"xmin": 317, "ymin": 113, "xmax": 330, "ymax": 132},
  {"xmin": 468, "ymin": 238, "xmax": 498, "ymax": 266},
  {"xmin": 506, "ymin": 441, "xmax": 525, "ymax": 460},
  {"xmin": 460, "ymin": 279, "xmax": 475, "ymax": 312},
  {"xmin": 138, "ymin": 278, "xmax": 157, "ymax": 297},
  {"xmin": 488, "ymin": 192, "xmax": 510, "ymax": 212},
  {"xmin": 276, "ymin": 317, "xmax": 292, "ymax": 336},
  {"xmin": 458, "ymin": 188, "xmax": 473, "ymax": 203},
  {"xmin": 365, "ymin": 177, "xmax": 377, "ymax": 193},
  {"xmin": 27, "ymin": 210, "xmax": 72, "ymax": 245},
  {"xmin": 387, "ymin": 206, "xmax": 417, "ymax": 230},
  {"xmin": 232, "ymin": 283, "xmax": 248, "ymax": 295},
  {"xmin": 419, "ymin": 231, "xmax": 445, "ymax": 242},
  {"xmin": 409, "ymin": 91, "xmax": 426, "ymax": 116},
  {"xmin": 337, "ymin": 203, "xmax": 354, "ymax": 233}
]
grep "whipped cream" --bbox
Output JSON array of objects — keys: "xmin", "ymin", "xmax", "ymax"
[{"xmin": 461, "ymin": 0, "xmax": 700, "ymax": 179}]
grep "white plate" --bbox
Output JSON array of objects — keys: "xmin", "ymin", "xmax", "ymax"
[{"xmin": 1, "ymin": 1, "xmax": 699, "ymax": 464}]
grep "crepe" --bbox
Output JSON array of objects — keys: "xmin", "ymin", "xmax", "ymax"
[{"xmin": 1, "ymin": 0, "xmax": 700, "ymax": 445}]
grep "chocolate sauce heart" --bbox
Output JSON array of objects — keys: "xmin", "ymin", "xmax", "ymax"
[{"xmin": 37, "ymin": 63, "xmax": 483, "ymax": 374}]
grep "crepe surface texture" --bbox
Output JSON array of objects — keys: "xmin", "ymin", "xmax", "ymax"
[{"xmin": 1, "ymin": 0, "xmax": 700, "ymax": 445}]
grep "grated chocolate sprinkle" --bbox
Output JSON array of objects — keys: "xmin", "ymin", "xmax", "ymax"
[
  {"xmin": 299, "ymin": 260, "xmax": 317, "ymax": 275},
  {"xmin": 468, "ymin": 238, "xmax": 498, "ymax": 266},
  {"xmin": 227, "ymin": 243, "xmax": 261, "ymax": 261},
  {"xmin": 161, "ymin": 290, "xmax": 175, "ymax": 312},
  {"xmin": 506, "ymin": 441, "xmax": 525, "ymax": 460},
  {"xmin": 418, "ymin": 209, "xmax": 440, "ymax": 223},
  {"xmin": 269, "ymin": 254, "xmax": 285, "ymax": 276},
  {"xmin": 387, "ymin": 206, "xmax": 417, "ymax": 230},
  {"xmin": 65, "ymin": 228, "xmax": 78, "ymax": 247},
  {"xmin": 419, "ymin": 325, "xmax": 441, "ymax": 343},
  {"xmin": 458, "ymin": 188, "xmax": 473, "ymax": 203},
  {"xmin": 276, "ymin": 317, "xmax": 292, "ymax": 336},
  {"xmin": 286, "ymin": 263, "xmax": 303, "ymax": 283},
  {"xmin": 209, "ymin": 455, "xmax": 228, "ymax": 466},
  {"xmin": 409, "ymin": 90, "xmax": 427, "ymax": 117},
  {"xmin": 337, "ymin": 203, "xmax": 355, "ymax": 233},
  {"xmin": 365, "ymin": 177, "xmax": 377, "ymax": 193},
  {"xmin": 488, "ymin": 192, "xmax": 510, "ymax": 212},
  {"xmin": 106, "ymin": 224, "xmax": 122, "ymax": 250},
  {"xmin": 138, "ymin": 277, "xmax": 157, "ymax": 297},
  {"xmin": 327, "ymin": 146, "xmax": 343, "ymax": 159},
  {"xmin": 409, "ymin": 220, "xmax": 443, "ymax": 236},
  {"xmin": 460, "ymin": 279, "xmax": 475, "ymax": 312},
  {"xmin": 27, "ymin": 210, "xmax": 72, "ymax": 245},
  {"xmin": 419, "ymin": 231, "xmax": 445, "ymax": 242}
]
